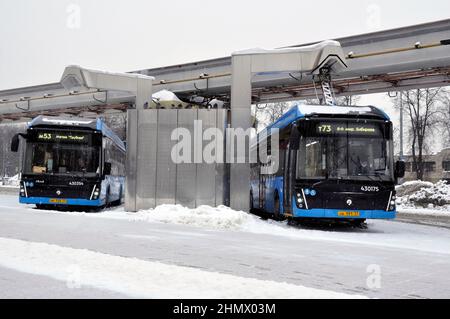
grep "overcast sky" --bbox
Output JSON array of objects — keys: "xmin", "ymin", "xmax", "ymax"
[{"xmin": 1, "ymin": 0, "xmax": 450, "ymax": 90}]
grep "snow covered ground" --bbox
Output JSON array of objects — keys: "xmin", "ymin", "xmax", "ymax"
[
  {"xmin": 13, "ymin": 198, "xmax": 449, "ymax": 255},
  {"xmin": 398, "ymin": 207, "xmax": 450, "ymax": 217},
  {"xmin": 0, "ymin": 237, "xmax": 362, "ymax": 299},
  {"xmin": 0, "ymin": 194, "xmax": 450, "ymax": 299}
]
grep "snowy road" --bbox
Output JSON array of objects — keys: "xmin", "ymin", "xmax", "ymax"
[
  {"xmin": 0, "ymin": 194, "xmax": 449, "ymax": 299},
  {"xmin": 0, "ymin": 266, "xmax": 127, "ymax": 299}
]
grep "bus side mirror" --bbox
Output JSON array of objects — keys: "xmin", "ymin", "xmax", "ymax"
[
  {"xmin": 289, "ymin": 124, "xmax": 300, "ymax": 150},
  {"xmin": 11, "ymin": 134, "xmax": 22, "ymax": 152},
  {"xmin": 395, "ymin": 161, "xmax": 406, "ymax": 179},
  {"xmin": 104, "ymin": 162, "xmax": 112, "ymax": 176}
]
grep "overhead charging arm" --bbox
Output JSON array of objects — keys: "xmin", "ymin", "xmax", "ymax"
[
  {"xmin": 233, "ymin": 40, "xmax": 348, "ymax": 107},
  {"xmin": 60, "ymin": 65, "xmax": 154, "ymax": 110},
  {"xmin": 317, "ymin": 67, "xmax": 336, "ymax": 106}
]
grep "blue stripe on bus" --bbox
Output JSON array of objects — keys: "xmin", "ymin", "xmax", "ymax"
[
  {"xmin": 292, "ymin": 208, "xmax": 396, "ymax": 219},
  {"xmin": 20, "ymin": 197, "xmax": 104, "ymax": 207}
]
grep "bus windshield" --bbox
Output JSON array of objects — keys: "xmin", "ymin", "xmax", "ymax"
[
  {"xmin": 24, "ymin": 131, "xmax": 101, "ymax": 177},
  {"xmin": 296, "ymin": 121, "xmax": 394, "ymax": 182}
]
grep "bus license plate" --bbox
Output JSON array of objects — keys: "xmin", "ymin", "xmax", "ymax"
[
  {"xmin": 50, "ymin": 199, "xmax": 67, "ymax": 204},
  {"xmin": 338, "ymin": 211, "xmax": 360, "ymax": 217}
]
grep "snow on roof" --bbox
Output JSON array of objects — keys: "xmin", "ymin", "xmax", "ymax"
[
  {"xmin": 152, "ymin": 90, "xmax": 183, "ymax": 102},
  {"xmin": 263, "ymin": 104, "xmax": 389, "ymax": 134},
  {"xmin": 233, "ymin": 40, "xmax": 342, "ymax": 56},
  {"xmin": 29, "ymin": 115, "xmax": 97, "ymax": 129},
  {"xmin": 297, "ymin": 104, "xmax": 376, "ymax": 116}
]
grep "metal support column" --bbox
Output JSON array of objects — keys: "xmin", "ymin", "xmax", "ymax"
[
  {"xmin": 230, "ymin": 55, "xmax": 252, "ymax": 212},
  {"xmin": 126, "ymin": 77, "xmax": 153, "ymax": 212}
]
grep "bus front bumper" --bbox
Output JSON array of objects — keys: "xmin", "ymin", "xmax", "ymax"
[
  {"xmin": 292, "ymin": 208, "xmax": 396, "ymax": 219},
  {"xmin": 20, "ymin": 197, "xmax": 104, "ymax": 207}
]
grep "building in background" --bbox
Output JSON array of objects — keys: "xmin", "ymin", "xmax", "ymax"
[{"xmin": 400, "ymin": 148, "xmax": 450, "ymax": 183}]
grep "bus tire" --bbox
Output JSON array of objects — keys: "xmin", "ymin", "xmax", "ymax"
[{"xmin": 352, "ymin": 219, "xmax": 368, "ymax": 229}]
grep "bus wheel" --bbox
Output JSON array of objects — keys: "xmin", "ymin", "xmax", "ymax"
[{"xmin": 352, "ymin": 219, "xmax": 368, "ymax": 229}]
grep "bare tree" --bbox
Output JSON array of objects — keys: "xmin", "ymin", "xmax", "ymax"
[
  {"xmin": 394, "ymin": 88, "xmax": 443, "ymax": 180},
  {"xmin": 301, "ymin": 95, "xmax": 360, "ymax": 106},
  {"xmin": 335, "ymin": 95, "xmax": 361, "ymax": 106},
  {"xmin": 437, "ymin": 90, "xmax": 450, "ymax": 148},
  {"xmin": 261, "ymin": 102, "xmax": 291, "ymax": 123},
  {"xmin": 252, "ymin": 95, "xmax": 361, "ymax": 131},
  {"xmin": 253, "ymin": 102, "xmax": 291, "ymax": 131}
]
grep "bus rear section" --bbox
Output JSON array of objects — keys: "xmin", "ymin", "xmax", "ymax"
[
  {"xmin": 12, "ymin": 116, "xmax": 125, "ymax": 210},
  {"xmin": 250, "ymin": 105, "xmax": 405, "ymax": 224}
]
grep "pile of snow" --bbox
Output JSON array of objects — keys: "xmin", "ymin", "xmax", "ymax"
[
  {"xmin": 396, "ymin": 180, "xmax": 433, "ymax": 197},
  {"xmin": 1, "ymin": 174, "xmax": 20, "ymax": 187},
  {"xmin": 151, "ymin": 90, "xmax": 189, "ymax": 109},
  {"xmin": 0, "ymin": 237, "xmax": 365, "ymax": 299},
  {"xmin": 152, "ymin": 89, "xmax": 182, "ymax": 102},
  {"xmin": 116, "ymin": 205, "xmax": 271, "ymax": 232},
  {"xmin": 397, "ymin": 180, "xmax": 450, "ymax": 209}
]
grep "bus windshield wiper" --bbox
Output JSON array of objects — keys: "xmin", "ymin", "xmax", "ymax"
[
  {"xmin": 312, "ymin": 180, "xmax": 329, "ymax": 188},
  {"xmin": 363, "ymin": 173, "xmax": 385, "ymax": 186},
  {"xmin": 373, "ymin": 171, "xmax": 388, "ymax": 182}
]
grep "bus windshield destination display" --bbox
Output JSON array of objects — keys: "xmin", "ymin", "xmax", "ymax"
[
  {"xmin": 316, "ymin": 122, "xmax": 381, "ymax": 136},
  {"xmin": 36, "ymin": 131, "xmax": 89, "ymax": 143}
]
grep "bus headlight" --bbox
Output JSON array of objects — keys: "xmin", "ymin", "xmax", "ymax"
[
  {"xmin": 93, "ymin": 188, "xmax": 100, "ymax": 200},
  {"xmin": 296, "ymin": 193, "xmax": 306, "ymax": 209}
]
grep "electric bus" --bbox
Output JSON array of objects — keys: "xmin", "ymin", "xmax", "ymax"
[
  {"xmin": 250, "ymin": 104, "xmax": 405, "ymax": 226},
  {"xmin": 11, "ymin": 116, "xmax": 125, "ymax": 210}
]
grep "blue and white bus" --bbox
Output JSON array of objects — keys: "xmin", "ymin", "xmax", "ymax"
[
  {"xmin": 250, "ymin": 104, "xmax": 405, "ymax": 226},
  {"xmin": 11, "ymin": 116, "xmax": 125, "ymax": 210}
]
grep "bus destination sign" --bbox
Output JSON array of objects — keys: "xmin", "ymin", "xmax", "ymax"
[
  {"xmin": 36, "ymin": 132, "xmax": 89, "ymax": 143},
  {"xmin": 316, "ymin": 123, "xmax": 381, "ymax": 136}
]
